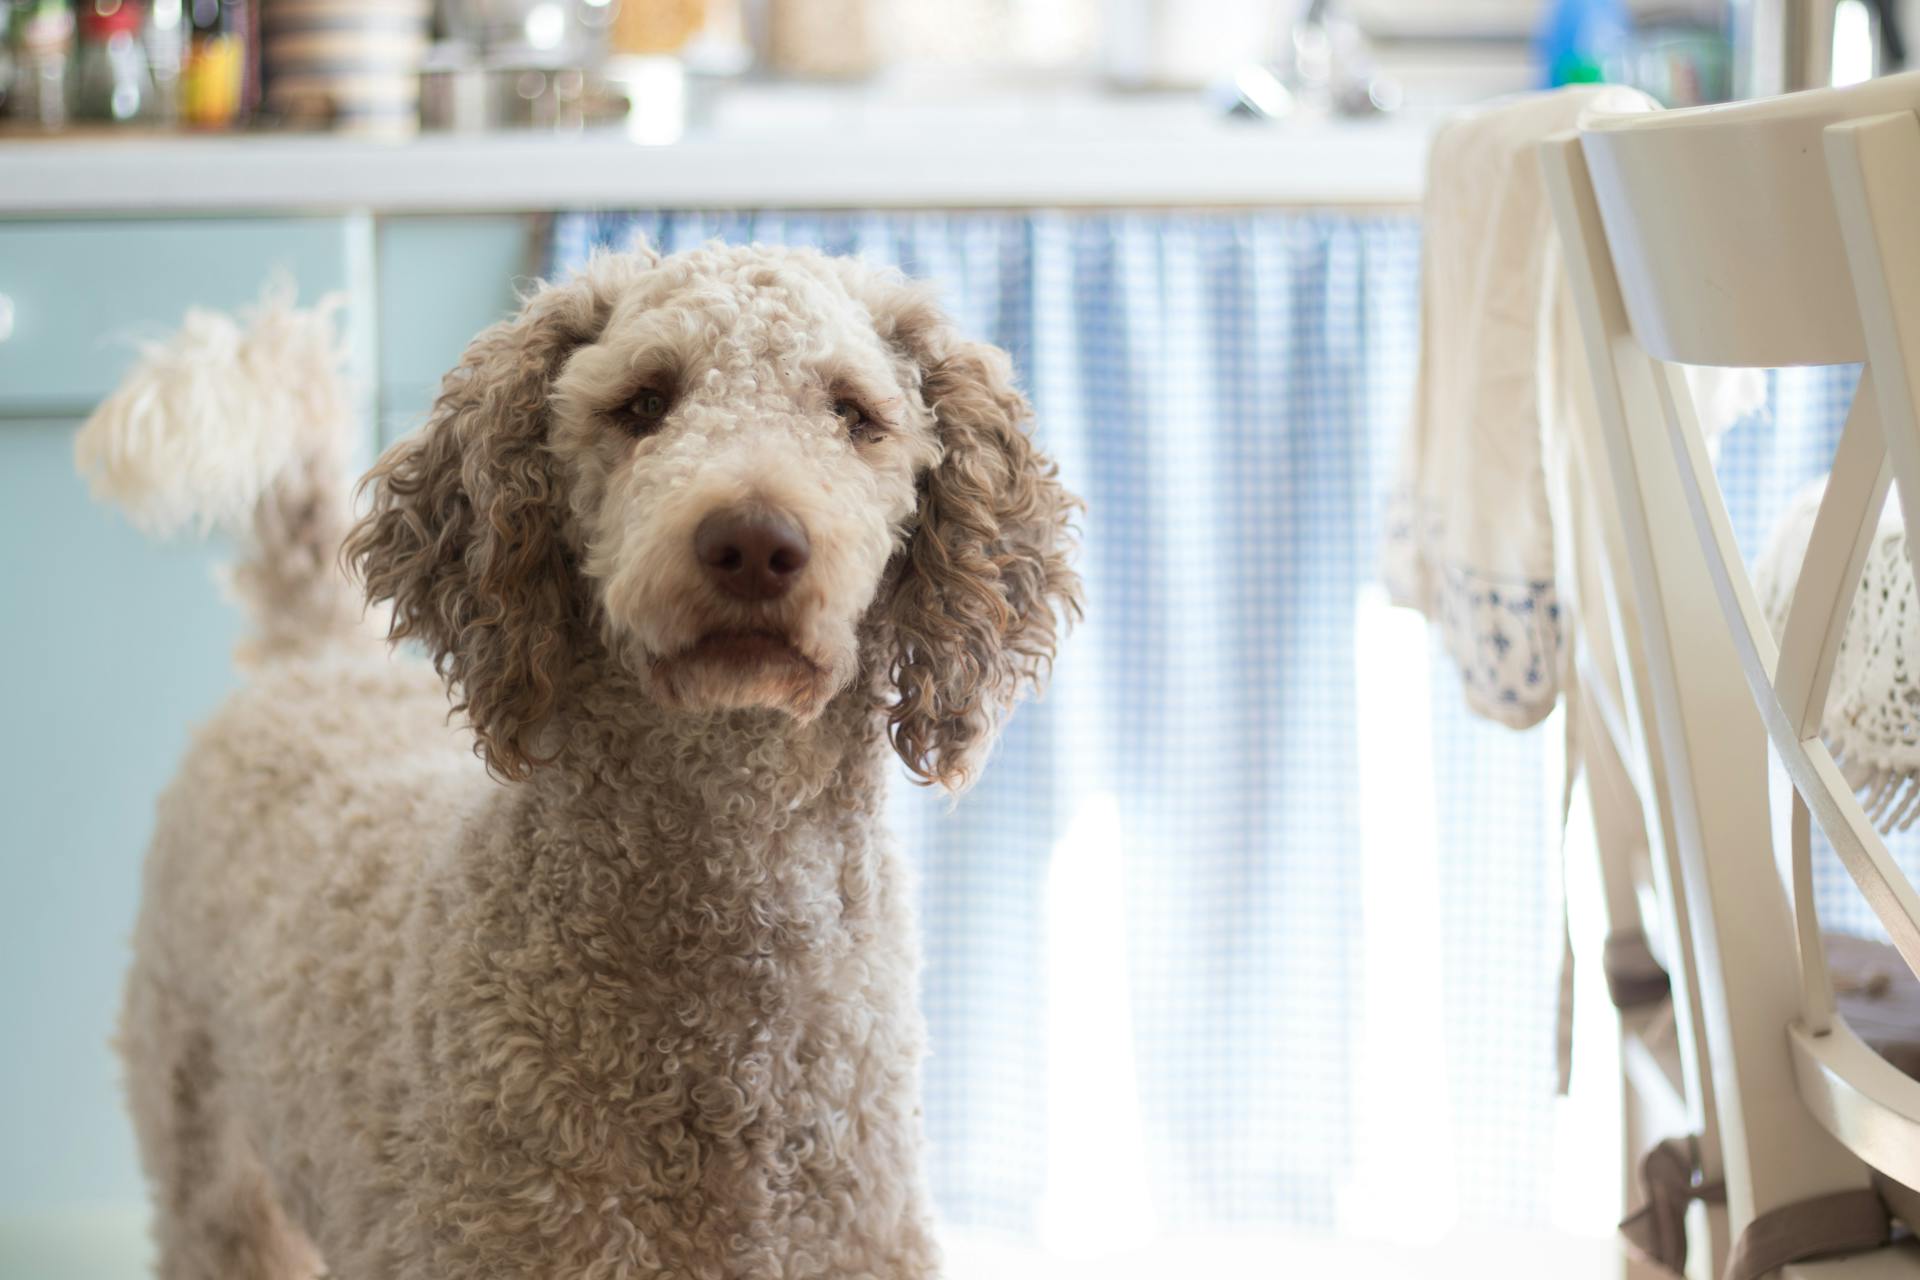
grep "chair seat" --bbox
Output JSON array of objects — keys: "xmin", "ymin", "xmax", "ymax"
[
  {"xmin": 1829, "ymin": 933, "xmax": 1920, "ymax": 1080},
  {"xmin": 1785, "ymin": 1236, "xmax": 1920, "ymax": 1278},
  {"xmin": 1615, "ymin": 932, "xmax": 1920, "ymax": 1093}
]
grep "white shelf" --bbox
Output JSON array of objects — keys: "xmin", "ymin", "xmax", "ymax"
[{"xmin": 0, "ymin": 104, "xmax": 1434, "ymax": 214}]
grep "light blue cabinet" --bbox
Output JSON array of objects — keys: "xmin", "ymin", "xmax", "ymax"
[
  {"xmin": 0, "ymin": 218, "xmax": 374, "ymax": 415},
  {"xmin": 1, "ymin": 418, "xmax": 246, "ymax": 1221},
  {"xmin": 0, "ymin": 212, "xmax": 536, "ymax": 1255},
  {"xmin": 377, "ymin": 216, "xmax": 532, "ymax": 440}
]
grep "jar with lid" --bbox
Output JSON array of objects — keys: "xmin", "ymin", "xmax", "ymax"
[{"xmin": 762, "ymin": 0, "xmax": 876, "ymax": 78}]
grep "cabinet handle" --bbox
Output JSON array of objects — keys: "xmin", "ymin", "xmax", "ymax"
[{"xmin": 0, "ymin": 293, "xmax": 12, "ymax": 344}]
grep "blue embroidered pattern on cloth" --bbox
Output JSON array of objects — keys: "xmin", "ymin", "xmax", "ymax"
[
  {"xmin": 1381, "ymin": 492, "xmax": 1565, "ymax": 725},
  {"xmin": 549, "ymin": 210, "xmax": 1567, "ymax": 1237},
  {"xmin": 1439, "ymin": 565, "xmax": 1561, "ymax": 716}
]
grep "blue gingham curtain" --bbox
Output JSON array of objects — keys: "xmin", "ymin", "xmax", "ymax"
[{"xmin": 548, "ymin": 212, "xmax": 1564, "ymax": 1238}]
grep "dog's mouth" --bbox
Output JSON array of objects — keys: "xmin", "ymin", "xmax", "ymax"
[
  {"xmin": 674, "ymin": 628, "xmax": 820, "ymax": 673},
  {"xmin": 643, "ymin": 627, "xmax": 835, "ymax": 719}
]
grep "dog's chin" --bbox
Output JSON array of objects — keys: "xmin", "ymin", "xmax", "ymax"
[{"xmin": 645, "ymin": 629, "xmax": 839, "ymax": 721}]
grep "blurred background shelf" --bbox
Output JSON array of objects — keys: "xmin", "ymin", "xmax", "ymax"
[{"xmin": 0, "ymin": 94, "xmax": 1441, "ymax": 212}]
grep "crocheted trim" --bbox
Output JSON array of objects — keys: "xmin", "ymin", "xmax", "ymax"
[{"xmin": 1756, "ymin": 483, "xmax": 1920, "ymax": 830}]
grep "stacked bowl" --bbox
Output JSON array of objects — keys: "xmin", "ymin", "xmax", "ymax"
[{"xmin": 263, "ymin": 0, "xmax": 431, "ymax": 134}]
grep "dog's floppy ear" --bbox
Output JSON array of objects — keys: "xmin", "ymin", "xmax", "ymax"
[
  {"xmin": 345, "ymin": 270, "xmax": 617, "ymax": 781},
  {"xmin": 875, "ymin": 290, "xmax": 1083, "ymax": 792}
]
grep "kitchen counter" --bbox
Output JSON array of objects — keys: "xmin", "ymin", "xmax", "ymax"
[{"xmin": 0, "ymin": 86, "xmax": 1437, "ymax": 213}]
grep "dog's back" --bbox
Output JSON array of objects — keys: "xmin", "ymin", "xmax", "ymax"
[
  {"xmin": 75, "ymin": 295, "xmax": 489, "ymax": 1277},
  {"xmin": 130, "ymin": 647, "xmax": 479, "ymax": 1007}
]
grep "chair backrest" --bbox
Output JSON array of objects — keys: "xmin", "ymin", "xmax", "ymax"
[{"xmin": 1541, "ymin": 71, "xmax": 1920, "ymax": 1239}]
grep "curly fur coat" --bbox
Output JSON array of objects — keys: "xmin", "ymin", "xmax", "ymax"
[{"xmin": 75, "ymin": 245, "xmax": 1080, "ymax": 1279}]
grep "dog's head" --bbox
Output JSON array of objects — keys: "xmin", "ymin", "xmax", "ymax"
[{"xmin": 346, "ymin": 244, "xmax": 1080, "ymax": 790}]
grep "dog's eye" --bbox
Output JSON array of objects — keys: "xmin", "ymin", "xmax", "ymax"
[
  {"xmin": 834, "ymin": 398, "xmax": 884, "ymax": 444},
  {"xmin": 624, "ymin": 387, "xmax": 674, "ymax": 436}
]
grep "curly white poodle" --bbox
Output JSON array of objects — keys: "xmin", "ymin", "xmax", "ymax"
[{"xmin": 75, "ymin": 243, "xmax": 1081, "ymax": 1280}]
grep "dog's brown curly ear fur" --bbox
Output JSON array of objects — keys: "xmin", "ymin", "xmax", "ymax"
[
  {"xmin": 884, "ymin": 313, "xmax": 1083, "ymax": 792},
  {"xmin": 344, "ymin": 274, "xmax": 613, "ymax": 781}
]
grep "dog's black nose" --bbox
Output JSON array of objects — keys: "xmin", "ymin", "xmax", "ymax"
[{"xmin": 694, "ymin": 506, "xmax": 811, "ymax": 601}]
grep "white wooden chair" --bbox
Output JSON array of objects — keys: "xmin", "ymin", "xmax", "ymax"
[
  {"xmin": 1542, "ymin": 72, "xmax": 1920, "ymax": 1278},
  {"xmin": 1557, "ymin": 332, "xmax": 1730, "ymax": 1277}
]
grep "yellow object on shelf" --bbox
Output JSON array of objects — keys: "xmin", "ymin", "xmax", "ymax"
[
  {"xmin": 181, "ymin": 33, "xmax": 243, "ymax": 128},
  {"xmin": 612, "ymin": 0, "xmax": 707, "ymax": 55}
]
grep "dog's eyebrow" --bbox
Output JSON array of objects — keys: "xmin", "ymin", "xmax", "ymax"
[
  {"xmin": 597, "ymin": 313, "xmax": 707, "ymax": 397},
  {"xmin": 827, "ymin": 376, "xmax": 904, "ymax": 427},
  {"xmin": 616, "ymin": 365, "xmax": 680, "ymax": 396},
  {"xmin": 863, "ymin": 395, "xmax": 906, "ymax": 427},
  {"xmin": 824, "ymin": 357, "xmax": 901, "ymax": 402},
  {"xmin": 603, "ymin": 350, "xmax": 685, "ymax": 406}
]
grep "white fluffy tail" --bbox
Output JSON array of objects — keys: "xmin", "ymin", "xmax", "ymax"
[{"xmin": 74, "ymin": 287, "xmax": 366, "ymax": 662}]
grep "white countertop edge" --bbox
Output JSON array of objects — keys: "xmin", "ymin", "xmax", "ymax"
[{"xmin": 0, "ymin": 124, "xmax": 1432, "ymax": 214}]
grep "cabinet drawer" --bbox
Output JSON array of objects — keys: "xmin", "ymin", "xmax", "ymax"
[{"xmin": 0, "ymin": 218, "xmax": 358, "ymax": 415}]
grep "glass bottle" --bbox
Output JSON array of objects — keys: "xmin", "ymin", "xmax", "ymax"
[
  {"xmin": 0, "ymin": 4, "xmax": 15, "ymax": 118},
  {"xmin": 74, "ymin": 0, "xmax": 156, "ymax": 122},
  {"xmin": 144, "ymin": 0, "xmax": 182, "ymax": 123},
  {"xmin": 11, "ymin": 0, "xmax": 75, "ymax": 128}
]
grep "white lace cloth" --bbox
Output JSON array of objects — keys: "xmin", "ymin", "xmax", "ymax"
[{"xmin": 1757, "ymin": 481, "xmax": 1920, "ymax": 829}]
